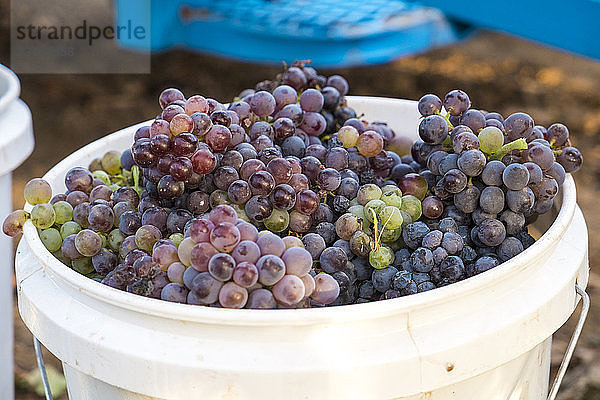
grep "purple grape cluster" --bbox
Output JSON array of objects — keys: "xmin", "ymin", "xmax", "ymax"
[{"xmin": 4, "ymin": 65, "xmax": 584, "ymax": 309}]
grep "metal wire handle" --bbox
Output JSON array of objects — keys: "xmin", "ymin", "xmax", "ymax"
[
  {"xmin": 33, "ymin": 336, "xmax": 54, "ymax": 400},
  {"xmin": 32, "ymin": 284, "xmax": 590, "ymax": 400},
  {"xmin": 547, "ymin": 284, "xmax": 590, "ymax": 400}
]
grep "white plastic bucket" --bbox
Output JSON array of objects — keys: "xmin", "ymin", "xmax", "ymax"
[
  {"xmin": 16, "ymin": 97, "xmax": 588, "ymax": 400},
  {"xmin": 0, "ymin": 64, "xmax": 35, "ymax": 400}
]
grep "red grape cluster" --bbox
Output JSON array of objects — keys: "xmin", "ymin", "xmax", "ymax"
[{"xmin": 4, "ymin": 63, "xmax": 584, "ymax": 308}]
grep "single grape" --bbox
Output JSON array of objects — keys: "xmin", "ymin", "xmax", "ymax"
[
  {"xmin": 264, "ymin": 209, "xmax": 290, "ymax": 233},
  {"xmin": 257, "ymin": 255, "xmax": 286, "ymax": 285},
  {"xmin": 210, "ymin": 222, "xmax": 241, "ymax": 253},
  {"xmin": 40, "ymin": 228, "xmax": 62, "ymax": 252},
  {"xmin": 477, "ymin": 219, "xmax": 506, "ymax": 247},
  {"xmin": 443, "ymin": 90, "xmax": 470, "ymax": 116},
  {"xmin": 481, "ymin": 160, "xmax": 505, "ymax": 186},
  {"xmin": 419, "ymin": 115, "xmax": 448, "ymax": 144},
  {"xmin": 357, "ymin": 131, "xmax": 384, "ymax": 157},
  {"xmin": 311, "ymin": 273, "xmax": 340, "ymax": 305},
  {"xmin": 166, "ymin": 262, "xmax": 186, "ymax": 284},
  {"xmin": 369, "ymin": 246, "xmax": 394, "ymax": 269},
  {"xmin": 380, "ymin": 206, "xmax": 403, "ymax": 231},
  {"xmin": 502, "ymin": 164, "xmax": 530, "ymax": 190},
  {"xmin": 418, "ymin": 94, "xmax": 442, "ymax": 116},
  {"xmin": 504, "ymin": 112, "xmax": 534, "ymax": 141},
  {"xmin": 364, "ymin": 199, "xmax": 386, "ymax": 223},
  {"xmin": 557, "ymin": 147, "xmax": 583, "ymax": 173},
  {"xmin": 65, "ymin": 167, "xmax": 94, "ymax": 193},
  {"xmin": 398, "ymin": 173, "xmax": 428, "ymax": 200},
  {"xmin": 152, "ymin": 243, "xmax": 179, "ymax": 270},
  {"xmin": 338, "ymin": 125, "xmax": 359, "ymax": 148},
  {"xmin": 480, "ymin": 186, "xmax": 505, "ymax": 214},
  {"xmin": 30, "ymin": 203, "xmax": 56, "ymax": 229},
  {"xmin": 101, "ymin": 150, "xmax": 122, "ymax": 175},
  {"xmin": 208, "ymin": 253, "xmax": 236, "ymax": 281},
  {"xmin": 457, "ymin": 149, "xmax": 486, "ymax": 177},
  {"xmin": 400, "ymin": 195, "xmax": 422, "ymax": 222},
  {"xmin": 24, "ymin": 178, "xmax": 52, "ymax": 205},
  {"xmin": 3, "ymin": 210, "xmax": 28, "ymax": 236},
  {"xmin": 478, "ymin": 126, "xmax": 504, "ymax": 154},
  {"xmin": 190, "ymin": 242, "xmax": 218, "ymax": 272},
  {"xmin": 356, "ymin": 184, "xmax": 382, "ymax": 206},
  {"xmin": 190, "ymin": 272, "xmax": 224, "ymax": 304},
  {"xmin": 246, "ymin": 288, "xmax": 277, "ymax": 309},
  {"xmin": 135, "ymin": 224, "xmax": 162, "ymax": 252},
  {"xmin": 526, "ymin": 145, "xmax": 554, "ymax": 171},
  {"xmin": 545, "ymin": 123, "xmax": 569, "ymax": 147},
  {"xmin": 250, "ymin": 91, "xmax": 276, "ymax": 117},
  {"xmin": 74, "ymin": 229, "xmax": 102, "ymax": 257},
  {"xmin": 273, "ymin": 275, "xmax": 305, "ymax": 306}
]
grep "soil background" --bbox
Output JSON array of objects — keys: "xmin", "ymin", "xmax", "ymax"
[{"xmin": 1, "ymin": 0, "xmax": 599, "ymax": 398}]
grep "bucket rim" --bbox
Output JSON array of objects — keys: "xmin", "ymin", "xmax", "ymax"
[
  {"xmin": 0, "ymin": 64, "xmax": 21, "ymax": 116},
  {"xmin": 20, "ymin": 96, "xmax": 578, "ymax": 326}
]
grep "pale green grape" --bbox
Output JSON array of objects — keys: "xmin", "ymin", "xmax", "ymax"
[
  {"xmin": 24, "ymin": 178, "xmax": 52, "ymax": 205},
  {"xmin": 369, "ymin": 246, "xmax": 394, "ymax": 269},
  {"xmin": 348, "ymin": 205, "xmax": 368, "ymax": 225},
  {"xmin": 60, "ymin": 221, "xmax": 81, "ymax": 239},
  {"xmin": 71, "ymin": 257, "xmax": 94, "ymax": 274},
  {"xmin": 53, "ymin": 201, "xmax": 73, "ymax": 224},
  {"xmin": 400, "ymin": 195, "xmax": 422, "ymax": 222},
  {"xmin": 338, "ymin": 125, "xmax": 359, "ymax": 148},
  {"xmin": 30, "ymin": 203, "xmax": 56, "ymax": 229},
  {"xmin": 400, "ymin": 210, "xmax": 412, "ymax": 228},
  {"xmin": 169, "ymin": 233, "xmax": 184, "ymax": 247},
  {"xmin": 92, "ymin": 170, "xmax": 111, "ymax": 185},
  {"xmin": 264, "ymin": 209, "xmax": 289, "ymax": 232},
  {"xmin": 231, "ymin": 203, "xmax": 250, "ymax": 223},
  {"xmin": 357, "ymin": 184, "xmax": 382, "ymax": 206},
  {"xmin": 52, "ymin": 250, "xmax": 70, "ymax": 266},
  {"xmin": 107, "ymin": 229, "xmax": 125, "ymax": 251},
  {"xmin": 40, "ymin": 228, "xmax": 62, "ymax": 252},
  {"xmin": 381, "ymin": 185, "xmax": 402, "ymax": 195},
  {"xmin": 380, "ymin": 228, "xmax": 402, "ymax": 243},
  {"xmin": 382, "ymin": 186, "xmax": 403, "ymax": 206},
  {"xmin": 380, "ymin": 206, "xmax": 403, "ymax": 231},
  {"xmin": 101, "ymin": 151, "xmax": 122, "ymax": 175},
  {"xmin": 364, "ymin": 199, "xmax": 386, "ymax": 223},
  {"xmin": 478, "ymin": 126, "xmax": 504, "ymax": 154}
]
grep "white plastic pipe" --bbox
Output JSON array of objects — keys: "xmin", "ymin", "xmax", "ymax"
[
  {"xmin": 16, "ymin": 97, "xmax": 589, "ymax": 400},
  {"xmin": 0, "ymin": 64, "xmax": 35, "ymax": 400}
]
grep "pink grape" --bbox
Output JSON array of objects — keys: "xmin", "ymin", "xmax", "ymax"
[
  {"xmin": 272, "ymin": 275, "xmax": 305, "ymax": 306},
  {"xmin": 190, "ymin": 242, "xmax": 219, "ymax": 272},
  {"xmin": 282, "ymin": 247, "xmax": 312, "ymax": 277},
  {"xmin": 210, "ymin": 222, "xmax": 241, "ymax": 253},
  {"xmin": 231, "ymin": 240, "xmax": 261, "ymax": 264},
  {"xmin": 218, "ymin": 282, "xmax": 248, "ymax": 308}
]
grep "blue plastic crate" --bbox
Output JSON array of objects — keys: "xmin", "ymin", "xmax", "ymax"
[
  {"xmin": 114, "ymin": 0, "xmax": 467, "ymax": 67},
  {"xmin": 418, "ymin": 0, "xmax": 600, "ymax": 60}
]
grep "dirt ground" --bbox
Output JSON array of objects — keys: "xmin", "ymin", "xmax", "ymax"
[{"xmin": 1, "ymin": 1, "xmax": 600, "ymax": 398}]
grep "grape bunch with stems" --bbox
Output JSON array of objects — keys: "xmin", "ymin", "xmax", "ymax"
[{"xmin": 4, "ymin": 62, "xmax": 584, "ymax": 307}]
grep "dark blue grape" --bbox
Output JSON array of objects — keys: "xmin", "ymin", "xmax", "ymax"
[{"xmin": 419, "ymin": 115, "xmax": 448, "ymax": 145}]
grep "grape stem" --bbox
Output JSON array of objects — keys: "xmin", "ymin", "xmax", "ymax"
[
  {"xmin": 553, "ymin": 149, "xmax": 562, "ymax": 156},
  {"xmin": 435, "ymin": 111, "xmax": 455, "ymax": 130},
  {"xmin": 131, "ymin": 165, "xmax": 143, "ymax": 197},
  {"xmin": 489, "ymin": 138, "xmax": 528, "ymax": 161},
  {"xmin": 369, "ymin": 208, "xmax": 381, "ymax": 251}
]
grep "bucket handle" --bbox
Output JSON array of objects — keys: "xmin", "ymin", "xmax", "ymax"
[
  {"xmin": 31, "ymin": 285, "xmax": 589, "ymax": 400},
  {"xmin": 547, "ymin": 284, "xmax": 590, "ymax": 400},
  {"xmin": 33, "ymin": 336, "xmax": 54, "ymax": 400}
]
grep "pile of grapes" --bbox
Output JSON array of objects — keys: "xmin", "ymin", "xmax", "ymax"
[{"xmin": 4, "ymin": 61, "xmax": 583, "ymax": 308}]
